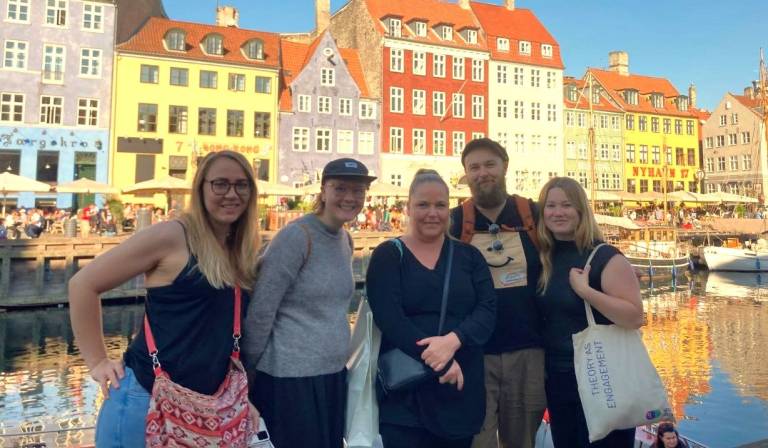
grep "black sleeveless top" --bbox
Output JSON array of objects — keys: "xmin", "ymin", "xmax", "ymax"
[{"xmin": 124, "ymin": 224, "xmax": 250, "ymax": 395}]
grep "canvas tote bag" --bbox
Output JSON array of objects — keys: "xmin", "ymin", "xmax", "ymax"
[{"xmin": 572, "ymin": 244, "xmax": 673, "ymax": 442}]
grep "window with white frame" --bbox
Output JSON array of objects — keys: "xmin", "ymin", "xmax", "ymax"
[
  {"xmin": 496, "ymin": 132, "xmax": 508, "ymax": 150},
  {"xmin": 45, "ymin": 0, "xmax": 67, "ymax": 26},
  {"xmin": 292, "ymin": 127, "xmax": 309, "ymax": 152},
  {"xmin": 339, "ymin": 98, "xmax": 352, "ymax": 116},
  {"xmin": 743, "ymin": 154, "xmax": 752, "ymax": 170},
  {"xmin": 389, "ymin": 49, "xmax": 403, "ymax": 73},
  {"xmin": 472, "ymin": 132, "xmax": 484, "ymax": 140},
  {"xmin": 433, "ymin": 91, "xmax": 446, "ymax": 117},
  {"xmin": 565, "ymin": 111, "xmax": 574, "ymax": 126},
  {"xmin": 728, "ymin": 133, "xmax": 737, "ymax": 145},
  {"xmin": 388, "ymin": 18, "xmax": 401, "ymax": 37},
  {"xmin": 42, "ymin": 44, "xmax": 65, "ymax": 82},
  {"xmin": 742, "ymin": 131, "xmax": 751, "ymax": 144},
  {"xmin": 0, "ymin": 93, "xmax": 24, "ymax": 122},
  {"xmin": 611, "ymin": 116, "xmax": 620, "ymax": 129},
  {"xmin": 530, "ymin": 102, "xmax": 541, "ymax": 120},
  {"xmin": 513, "ymin": 67, "xmax": 524, "ymax": 86},
  {"xmin": 706, "ymin": 183, "xmax": 717, "ymax": 193},
  {"xmin": 390, "ymin": 174, "xmax": 403, "ymax": 187},
  {"xmin": 497, "ymin": 38, "xmax": 509, "ymax": 52},
  {"xmin": 578, "ymin": 143, "xmax": 587, "ymax": 159},
  {"xmin": 546, "ymin": 71, "xmax": 556, "ymax": 88},
  {"xmin": 77, "ymin": 98, "xmax": 98, "ymax": 126},
  {"xmin": 514, "ymin": 134, "xmax": 524, "ymax": 153},
  {"xmin": 359, "ymin": 101, "xmax": 376, "ymax": 119},
  {"xmin": 612, "ymin": 144, "xmax": 621, "ymax": 161},
  {"xmin": 519, "ymin": 41, "xmax": 531, "ymax": 55},
  {"xmin": 465, "ymin": 29, "xmax": 477, "ymax": 44},
  {"xmin": 452, "ymin": 56, "xmax": 464, "ymax": 79},
  {"xmin": 141, "ymin": 64, "xmax": 159, "ymax": 83},
  {"xmin": 390, "ymin": 87, "xmax": 404, "ymax": 113},
  {"xmin": 566, "ymin": 141, "xmax": 576, "ymax": 158},
  {"xmin": 321, "ymin": 67, "xmax": 335, "ymax": 85},
  {"xmin": 318, "ymin": 96, "xmax": 331, "ymax": 114},
  {"xmin": 716, "ymin": 135, "xmax": 725, "ymax": 147},
  {"xmin": 165, "ymin": 30, "xmax": 186, "ymax": 51},
  {"xmin": 599, "ymin": 144, "xmax": 609, "ymax": 160},
  {"xmin": 298, "ymin": 95, "xmax": 311, "ymax": 112},
  {"xmin": 542, "ymin": 44, "xmax": 553, "ymax": 58},
  {"xmin": 530, "ymin": 69, "xmax": 540, "ymax": 87},
  {"xmin": 577, "ymin": 112, "xmax": 585, "ymax": 127},
  {"xmin": 452, "ymin": 131, "xmax": 465, "ymax": 156},
  {"xmin": 412, "ymin": 21, "xmax": 427, "ymax": 37},
  {"xmin": 433, "ymin": 130, "xmax": 446, "ymax": 155},
  {"xmin": 316, "ymin": 128, "xmax": 332, "ymax": 152},
  {"xmin": 412, "ymin": 51, "xmax": 426, "ymax": 75},
  {"xmin": 433, "ymin": 54, "xmax": 445, "ymax": 77},
  {"xmin": 472, "ymin": 95, "xmax": 484, "ymax": 119},
  {"xmin": 40, "ymin": 95, "xmax": 63, "ymax": 124},
  {"xmin": 412, "ymin": 129, "xmax": 426, "ymax": 154},
  {"xmin": 203, "ymin": 34, "xmax": 223, "ymax": 55},
  {"xmin": 452, "ymin": 93, "xmax": 464, "ymax": 118},
  {"xmin": 389, "ymin": 127, "xmax": 403, "ymax": 153},
  {"xmin": 546, "ymin": 104, "xmax": 556, "ymax": 122},
  {"xmin": 169, "ymin": 67, "xmax": 187, "ymax": 85},
  {"xmin": 705, "ymin": 137, "xmax": 713, "ymax": 149},
  {"xmin": 729, "ymin": 155, "xmax": 738, "ymax": 171},
  {"xmin": 471, "ymin": 59, "xmax": 484, "ymax": 81},
  {"xmin": 358, "ymin": 132, "xmax": 374, "ymax": 154},
  {"xmin": 440, "ymin": 25, "xmax": 453, "ymax": 41},
  {"xmin": 497, "ymin": 65, "xmax": 508, "ymax": 84},
  {"xmin": 3, "ymin": 40, "xmax": 27, "ymax": 70},
  {"xmin": 731, "ymin": 113, "xmax": 739, "ymax": 125},
  {"xmin": 705, "ymin": 158, "xmax": 714, "ymax": 172},
  {"xmin": 717, "ymin": 157, "xmax": 726, "ymax": 171},
  {"xmin": 337, "ymin": 130, "xmax": 354, "ymax": 154},
  {"xmin": 497, "ymin": 99, "xmax": 508, "ymax": 118},
  {"xmin": 548, "ymin": 136, "xmax": 558, "ymax": 152},
  {"xmin": 719, "ymin": 115, "xmax": 727, "ymax": 126},
  {"xmin": 600, "ymin": 173, "xmax": 610, "ymax": 190},
  {"xmin": 6, "ymin": 0, "xmax": 30, "ymax": 22},
  {"xmin": 82, "ymin": 3, "xmax": 103, "ymax": 31},
  {"xmin": 79, "ymin": 48, "xmax": 101, "ymax": 77},
  {"xmin": 412, "ymin": 89, "xmax": 426, "ymax": 115},
  {"xmin": 514, "ymin": 100, "xmax": 524, "ymax": 119}
]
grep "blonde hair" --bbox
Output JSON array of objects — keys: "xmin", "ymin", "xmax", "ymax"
[
  {"xmin": 537, "ymin": 177, "xmax": 603, "ymax": 293},
  {"xmin": 407, "ymin": 169, "xmax": 451, "ymax": 235},
  {"xmin": 180, "ymin": 151, "xmax": 260, "ymax": 290}
]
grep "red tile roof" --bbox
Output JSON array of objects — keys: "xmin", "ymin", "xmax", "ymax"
[
  {"xmin": 732, "ymin": 94, "xmax": 763, "ymax": 112},
  {"xmin": 590, "ymin": 68, "xmax": 697, "ymax": 118},
  {"xmin": 563, "ymin": 78, "xmax": 623, "ymax": 113},
  {"xmin": 470, "ymin": 2, "xmax": 563, "ymax": 69},
  {"xmin": 118, "ymin": 17, "xmax": 280, "ymax": 69},
  {"xmin": 363, "ymin": 0, "xmax": 487, "ymax": 51}
]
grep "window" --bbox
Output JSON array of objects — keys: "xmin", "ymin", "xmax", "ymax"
[
  {"xmin": 514, "ymin": 101, "xmax": 524, "ymax": 119},
  {"xmin": 39, "ymin": 95, "xmax": 63, "ymax": 124},
  {"xmin": 412, "ymin": 21, "xmax": 427, "ymax": 37},
  {"xmin": 514, "ymin": 134, "xmax": 525, "ymax": 153},
  {"xmin": 612, "ymin": 144, "xmax": 621, "ymax": 161},
  {"xmin": 412, "ymin": 89, "xmax": 426, "ymax": 115},
  {"xmin": 359, "ymin": 101, "xmax": 376, "ymax": 119},
  {"xmin": 705, "ymin": 158, "xmax": 714, "ymax": 172},
  {"xmin": 519, "ymin": 41, "xmax": 531, "ymax": 55},
  {"xmin": 717, "ymin": 157, "xmax": 726, "ymax": 171},
  {"xmin": 390, "ymin": 87, "xmax": 403, "ymax": 113},
  {"xmin": 728, "ymin": 133, "xmax": 738, "ymax": 145},
  {"xmin": 663, "ymin": 118, "xmax": 671, "ymax": 134},
  {"xmin": 703, "ymin": 137, "xmax": 713, "ymax": 148},
  {"xmin": 729, "ymin": 155, "xmax": 738, "ymax": 171},
  {"xmin": 639, "ymin": 145, "xmax": 648, "ymax": 163},
  {"xmin": 316, "ymin": 128, "xmax": 331, "ymax": 152},
  {"xmin": 530, "ymin": 102, "xmax": 540, "ymax": 120},
  {"xmin": 452, "ymin": 131, "xmax": 465, "ymax": 156},
  {"xmin": 298, "ymin": 95, "xmax": 311, "ymax": 112},
  {"xmin": 433, "ymin": 91, "xmax": 446, "ymax": 117},
  {"xmin": 600, "ymin": 144, "xmax": 610, "ymax": 160},
  {"xmin": 465, "ymin": 29, "xmax": 477, "ymax": 44},
  {"xmin": 165, "ymin": 30, "xmax": 186, "ymax": 51},
  {"xmin": 389, "ymin": 127, "xmax": 403, "ymax": 153},
  {"xmin": 77, "ymin": 98, "xmax": 98, "ymax": 126},
  {"xmin": 651, "ymin": 117, "xmax": 659, "ymax": 133},
  {"xmin": 390, "ymin": 174, "xmax": 403, "ymax": 187},
  {"xmin": 719, "ymin": 115, "xmax": 727, "ymax": 126},
  {"xmin": 452, "ymin": 93, "xmax": 464, "ymax": 118},
  {"xmin": 742, "ymin": 131, "xmax": 751, "ymax": 144},
  {"xmin": 82, "ymin": 3, "xmax": 102, "ymax": 30},
  {"xmin": 651, "ymin": 93, "xmax": 663, "ymax": 108},
  {"xmin": 0, "ymin": 93, "xmax": 23, "ymax": 122},
  {"xmin": 638, "ymin": 116, "xmax": 647, "ymax": 132},
  {"xmin": 497, "ymin": 99, "xmax": 508, "ymax": 118},
  {"xmin": 686, "ymin": 120, "xmax": 694, "ymax": 135},
  {"xmin": 318, "ymin": 96, "xmax": 331, "ymax": 114},
  {"xmin": 743, "ymin": 154, "xmax": 752, "ymax": 170},
  {"xmin": 3, "ymin": 40, "xmax": 27, "ymax": 70},
  {"xmin": 412, "ymin": 51, "xmax": 426, "ymax": 75},
  {"xmin": 170, "ymin": 67, "xmax": 188, "ymax": 86},
  {"xmin": 76, "ymin": 48, "xmax": 101, "ymax": 77},
  {"xmin": 36, "ymin": 151, "xmax": 58, "ymax": 183},
  {"xmin": 137, "ymin": 103, "xmax": 157, "ymax": 132},
  {"xmin": 389, "ymin": 49, "xmax": 403, "ymax": 73},
  {"xmin": 412, "ymin": 129, "xmax": 426, "ymax": 154},
  {"xmin": 610, "ymin": 116, "xmax": 620, "ymax": 129},
  {"xmin": 6, "ymin": 0, "xmax": 30, "ymax": 22},
  {"xmin": 716, "ymin": 135, "xmax": 725, "ymax": 147},
  {"xmin": 200, "ymin": 70, "xmax": 217, "ymax": 88},
  {"xmin": 388, "ymin": 18, "xmax": 401, "ymax": 37},
  {"xmin": 255, "ymin": 76, "xmax": 271, "ymax": 93},
  {"xmin": 497, "ymin": 65, "xmax": 508, "ymax": 84},
  {"xmin": 497, "ymin": 38, "xmax": 509, "ymax": 52},
  {"xmin": 433, "ymin": 54, "xmax": 445, "ymax": 77},
  {"xmin": 228, "ymin": 73, "xmax": 245, "ymax": 91},
  {"xmin": 513, "ymin": 67, "xmax": 524, "ymax": 86},
  {"xmin": 577, "ymin": 112, "xmax": 585, "ymax": 127},
  {"xmin": 547, "ymin": 104, "xmax": 556, "ymax": 122},
  {"xmin": 292, "ymin": 127, "xmax": 309, "ymax": 152},
  {"xmin": 600, "ymin": 173, "xmax": 610, "ymax": 190},
  {"xmin": 666, "ymin": 147, "xmax": 673, "ymax": 164},
  {"xmin": 198, "ymin": 107, "xmax": 216, "ymax": 135},
  {"xmin": 243, "ymin": 39, "xmax": 264, "ymax": 60},
  {"xmin": 440, "ymin": 25, "xmax": 453, "ymax": 41},
  {"xmin": 203, "ymin": 34, "xmax": 223, "ymax": 55},
  {"xmin": 623, "ymin": 90, "xmax": 638, "ymax": 105},
  {"xmin": 471, "ymin": 59, "xmax": 484, "ymax": 81},
  {"xmin": 140, "ymin": 64, "xmax": 158, "ymax": 83},
  {"xmin": 530, "ymin": 69, "xmax": 540, "ymax": 87},
  {"xmin": 358, "ymin": 132, "xmax": 374, "ymax": 155},
  {"xmin": 542, "ymin": 44, "xmax": 553, "ymax": 58},
  {"xmin": 42, "ymin": 44, "xmax": 65, "ymax": 82},
  {"xmin": 45, "ymin": 0, "xmax": 67, "ymax": 26},
  {"xmin": 337, "ymin": 130, "xmax": 354, "ymax": 154},
  {"xmin": 674, "ymin": 148, "xmax": 684, "ymax": 165},
  {"xmin": 625, "ymin": 144, "xmax": 635, "ymax": 162},
  {"xmin": 546, "ymin": 71, "xmax": 556, "ymax": 88},
  {"xmin": 687, "ymin": 148, "xmax": 695, "ymax": 166},
  {"xmin": 565, "ymin": 111, "xmax": 574, "ymax": 127},
  {"xmin": 652, "ymin": 180, "xmax": 662, "ymax": 193},
  {"xmin": 625, "ymin": 114, "xmax": 634, "ymax": 130},
  {"xmin": 651, "ymin": 146, "xmax": 660, "ymax": 164},
  {"xmin": 731, "ymin": 113, "xmax": 739, "ymax": 125},
  {"xmin": 254, "ymin": 112, "xmax": 270, "ymax": 138},
  {"xmin": 639, "ymin": 179, "xmax": 648, "ymax": 193},
  {"xmin": 452, "ymin": 56, "xmax": 464, "ymax": 79},
  {"xmin": 339, "ymin": 98, "xmax": 352, "ymax": 116},
  {"xmin": 472, "ymin": 132, "xmax": 484, "ymax": 140},
  {"xmin": 433, "ymin": 130, "xmax": 446, "ymax": 155},
  {"xmin": 472, "ymin": 95, "xmax": 484, "ymax": 119}
]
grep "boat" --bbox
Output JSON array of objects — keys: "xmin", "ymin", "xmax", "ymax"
[
  {"xmin": 705, "ymin": 271, "xmax": 768, "ymax": 300},
  {"xmin": 535, "ymin": 417, "xmax": 708, "ymax": 448},
  {"xmin": 702, "ymin": 245, "xmax": 768, "ymax": 272},
  {"xmin": 599, "ymin": 219, "xmax": 691, "ymax": 278}
]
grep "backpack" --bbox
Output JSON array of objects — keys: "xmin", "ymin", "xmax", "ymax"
[{"xmin": 459, "ymin": 195, "xmax": 540, "ymax": 250}]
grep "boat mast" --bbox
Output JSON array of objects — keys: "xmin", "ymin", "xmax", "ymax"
[
  {"xmin": 663, "ymin": 133, "xmax": 669, "ymax": 223},
  {"xmin": 588, "ymin": 70, "xmax": 597, "ymax": 211}
]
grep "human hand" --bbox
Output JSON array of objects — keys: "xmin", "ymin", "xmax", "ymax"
[
  {"xmin": 438, "ymin": 360, "xmax": 464, "ymax": 391},
  {"xmin": 569, "ymin": 265, "xmax": 593, "ymax": 300},
  {"xmin": 90, "ymin": 358, "xmax": 125, "ymax": 399},
  {"xmin": 417, "ymin": 332, "xmax": 461, "ymax": 372}
]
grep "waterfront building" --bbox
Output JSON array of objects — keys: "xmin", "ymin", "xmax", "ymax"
[
  {"xmin": 701, "ymin": 85, "xmax": 767, "ymax": 201},
  {"xmin": 329, "ymin": 0, "xmax": 488, "ymax": 187},
  {"xmin": 0, "ymin": 0, "xmax": 116, "ymax": 209},
  {"xmin": 110, "ymin": 10, "xmax": 280, "ymax": 207},
  {"xmin": 277, "ymin": 31, "xmax": 379, "ymax": 186},
  {"xmin": 591, "ymin": 52, "xmax": 700, "ymax": 195},
  {"xmin": 472, "ymin": 0, "xmax": 564, "ymax": 194},
  {"xmin": 562, "ymin": 76, "xmax": 624, "ymax": 192}
]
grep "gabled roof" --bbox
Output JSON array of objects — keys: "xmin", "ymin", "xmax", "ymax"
[
  {"xmin": 563, "ymin": 78, "xmax": 623, "ymax": 114},
  {"xmin": 118, "ymin": 17, "xmax": 280, "ymax": 69},
  {"xmin": 470, "ymin": 1, "xmax": 563, "ymax": 69},
  {"xmin": 590, "ymin": 68, "xmax": 697, "ymax": 118},
  {"xmin": 363, "ymin": 0, "xmax": 486, "ymax": 51},
  {"xmin": 279, "ymin": 34, "xmax": 370, "ymax": 111},
  {"xmin": 732, "ymin": 93, "xmax": 763, "ymax": 112}
]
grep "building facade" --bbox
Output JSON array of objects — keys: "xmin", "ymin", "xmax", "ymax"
[
  {"xmin": 277, "ymin": 31, "xmax": 379, "ymax": 186},
  {"xmin": 110, "ymin": 15, "xmax": 280, "ymax": 207},
  {"xmin": 0, "ymin": 0, "xmax": 115, "ymax": 208}
]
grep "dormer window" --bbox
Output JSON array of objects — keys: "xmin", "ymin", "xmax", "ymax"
[
  {"xmin": 203, "ymin": 34, "xmax": 224, "ymax": 55},
  {"xmin": 440, "ymin": 25, "xmax": 453, "ymax": 41},
  {"xmin": 243, "ymin": 39, "xmax": 264, "ymax": 60},
  {"xmin": 677, "ymin": 96, "xmax": 689, "ymax": 112},
  {"xmin": 462, "ymin": 29, "xmax": 477, "ymax": 44},
  {"xmin": 497, "ymin": 38, "xmax": 509, "ymax": 52},
  {"xmin": 411, "ymin": 21, "xmax": 427, "ymax": 37},
  {"xmin": 592, "ymin": 88, "xmax": 600, "ymax": 104},
  {"xmin": 623, "ymin": 89, "xmax": 638, "ymax": 105},
  {"xmin": 566, "ymin": 85, "xmax": 578, "ymax": 102},
  {"xmin": 387, "ymin": 18, "xmax": 402, "ymax": 37},
  {"xmin": 165, "ymin": 29, "xmax": 186, "ymax": 52},
  {"xmin": 519, "ymin": 41, "xmax": 531, "ymax": 55},
  {"xmin": 542, "ymin": 44, "xmax": 553, "ymax": 58},
  {"xmin": 651, "ymin": 93, "xmax": 663, "ymax": 108}
]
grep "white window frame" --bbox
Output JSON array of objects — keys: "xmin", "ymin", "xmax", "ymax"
[
  {"xmin": 79, "ymin": 48, "xmax": 101, "ymax": 78},
  {"xmin": 6, "ymin": 0, "xmax": 31, "ymax": 23},
  {"xmin": 45, "ymin": 0, "xmax": 67, "ymax": 27},
  {"xmin": 82, "ymin": 2, "xmax": 103, "ymax": 31},
  {"xmin": 321, "ymin": 67, "xmax": 335, "ymax": 86},
  {"xmin": 337, "ymin": 130, "xmax": 354, "ymax": 154},
  {"xmin": 433, "ymin": 54, "xmax": 445, "ymax": 78},
  {"xmin": 76, "ymin": 97, "xmax": 98, "ymax": 127},
  {"xmin": 40, "ymin": 95, "xmax": 63, "ymax": 124},
  {"xmin": 497, "ymin": 99, "xmax": 508, "ymax": 119},
  {"xmin": 546, "ymin": 104, "xmax": 556, "ymax": 122},
  {"xmin": 42, "ymin": 44, "xmax": 66, "ymax": 83},
  {"xmin": 546, "ymin": 71, "xmax": 556, "ymax": 89},
  {"xmin": 297, "ymin": 95, "xmax": 311, "ymax": 113},
  {"xmin": 530, "ymin": 69, "xmax": 540, "ymax": 87},
  {"xmin": 315, "ymin": 128, "xmax": 332, "ymax": 153},
  {"xmin": 359, "ymin": 101, "xmax": 376, "ymax": 119},
  {"xmin": 440, "ymin": 25, "xmax": 453, "ymax": 41},
  {"xmin": 514, "ymin": 100, "xmax": 524, "ymax": 119},
  {"xmin": 472, "ymin": 132, "xmax": 484, "ymax": 140},
  {"xmin": 465, "ymin": 29, "xmax": 477, "ymax": 44},
  {"xmin": 497, "ymin": 65, "xmax": 508, "ymax": 84},
  {"xmin": 452, "ymin": 131, "xmax": 465, "ymax": 156},
  {"xmin": 513, "ymin": 66, "xmax": 524, "ymax": 86},
  {"xmin": 0, "ymin": 92, "xmax": 25, "ymax": 123},
  {"xmin": 389, "ymin": 87, "xmax": 404, "ymax": 113},
  {"xmin": 742, "ymin": 154, "xmax": 752, "ymax": 170},
  {"xmin": 358, "ymin": 132, "xmax": 375, "ymax": 155},
  {"xmin": 471, "ymin": 59, "xmax": 484, "ymax": 82},
  {"xmin": 729, "ymin": 155, "xmax": 739, "ymax": 171},
  {"xmin": 412, "ymin": 21, "xmax": 427, "ymax": 37},
  {"xmin": 412, "ymin": 89, "xmax": 426, "ymax": 115},
  {"xmin": 339, "ymin": 98, "xmax": 352, "ymax": 116},
  {"xmin": 292, "ymin": 127, "xmax": 309, "ymax": 152},
  {"xmin": 412, "ymin": 128, "xmax": 426, "ymax": 154},
  {"xmin": 742, "ymin": 131, "xmax": 751, "ymax": 144},
  {"xmin": 388, "ymin": 18, "xmax": 401, "ymax": 37},
  {"xmin": 389, "ymin": 127, "xmax": 403, "ymax": 153},
  {"xmin": 389, "ymin": 48, "xmax": 404, "ymax": 73},
  {"xmin": 452, "ymin": 56, "xmax": 465, "ymax": 80},
  {"xmin": 3, "ymin": 40, "xmax": 28, "ymax": 70},
  {"xmin": 318, "ymin": 96, "xmax": 331, "ymax": 114},
  {"xmin": 497, "ymin": 38, "xmax": 509, "ymax": 52},
  {"xmin": 472, "ymin": 95, "xmax": 484, "ymax": 120},
  {"xmin": 519, "ymin": 41, "xmax": 531, "ymax": 55},
  {"xmin": 541, "ymin": 44, "xmax": 553, "ymax": 58},
  {"xmin": 452, "ymin": 93, "xmax": 464, "ymax": 118},
  {"xmin": 412, "ymin": 51, "xmax": 426, "ymax": 75},
  {"xmin": 432, "ymin": 91, "xmax": 446, "ymax": 117},
  {"xmin": 433, "ymin": 130, "xmax": 446, "ymax": 155}
]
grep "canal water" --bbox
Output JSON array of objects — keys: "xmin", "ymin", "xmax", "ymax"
[{"xmin": 1, "ymin": 272, "xmax": 767, "ymax": 447}]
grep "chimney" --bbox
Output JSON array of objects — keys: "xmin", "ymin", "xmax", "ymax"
[
  {"xmin": 608, "ymin": 51, "xmax": 629, "ymax": 76},
  {"xmin": 215, "ymin": 6, "xmax": 239, "ymax": 27},
  {"xmin": 753, "ymin": 80, "xmax": 762, "ymax": 97},
  {"xmin": 688, "ymin": 84, "xmax": 697, "ymax": 108},
  {"xmin": 504, "ymin": 0, "xmax": 515, "ymax": 10},
  {"xmin": 458, "ymin": 0, "xmax": 470, "ymax": 9},
  {"xmin": 744, "ymin": 86, "xmax": 755, "ymax": 99},
  {"xmin": 316, "ymin": 0, "xmax": 330, "ymax": 34}
]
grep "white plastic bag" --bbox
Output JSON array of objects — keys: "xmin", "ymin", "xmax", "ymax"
[
  {"xmin": 345, "ymin": 298, "xmax": 382, "ymax": 448},
  {"xmin": 573, "ymin": 245, "xmax": 673, "ymax": 442}
]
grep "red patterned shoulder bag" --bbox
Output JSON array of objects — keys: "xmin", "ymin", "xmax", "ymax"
[{"xmin": 144, "ymin": 286, "xmax": 255, "ymax": 447}]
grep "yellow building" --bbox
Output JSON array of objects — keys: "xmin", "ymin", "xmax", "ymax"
[
  {"xmin": 592, "ymin": 53, "xmax": 701, "ymax": 195},
  {"xmin": 110, "ymin": 16, "xmax": 280, "ymax": 207}
]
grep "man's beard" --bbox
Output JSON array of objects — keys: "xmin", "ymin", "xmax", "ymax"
[{"xmin": 470, "ymin": 178, "xmax": 508, "ymax": 209}]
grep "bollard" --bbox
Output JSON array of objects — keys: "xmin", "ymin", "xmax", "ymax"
[{"xmin": 64, "ymin": 218, "xmax": 78, "ymax": 238}]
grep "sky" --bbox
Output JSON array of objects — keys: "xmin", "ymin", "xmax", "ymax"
[{"xmin": 163, "ymin": 0, "xmax": 768, "ymax": 111}]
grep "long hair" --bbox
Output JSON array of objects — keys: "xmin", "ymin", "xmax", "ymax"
[
  {"xmin": 536, "ymin": 177, "xmax": 603, "ymax": 293},
  {"xmin": 180, "ymin": 151, "xmax": 260, "ymax": 290}
]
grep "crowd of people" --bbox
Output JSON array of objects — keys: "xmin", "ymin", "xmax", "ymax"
[{"xmin": 68, "ymin": 143, "xmax": 680, "ymax": 448}]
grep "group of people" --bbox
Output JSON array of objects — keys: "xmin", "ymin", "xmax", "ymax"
[
  {"xmin": 1, "ymin": 207, "xmax": 62, "ymax": 239},
  {"xmin": 70, "ymin": 139, "xmax": 656, "ymax": 448},
  {"xmin": 352, "ymin": 204, "xmax": 406, "ymax": 232}
]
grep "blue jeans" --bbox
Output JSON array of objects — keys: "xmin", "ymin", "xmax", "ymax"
[{"xmin": 95, "ymin": 367, "xmax": 151, "ymax": 448}]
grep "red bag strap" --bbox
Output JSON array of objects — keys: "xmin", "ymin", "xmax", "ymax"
[{"xmin": 145, "ymin": 285, "xmax": 243, "ymax": 375}]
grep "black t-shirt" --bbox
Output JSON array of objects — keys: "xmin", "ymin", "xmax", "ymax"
[
  {"xmin": 449, "ymin": 196, "xmax": 543, "ymax": 354},
  {"xmin": 537, "ymin": 240, "xmax": 621, "ymax": 372}
]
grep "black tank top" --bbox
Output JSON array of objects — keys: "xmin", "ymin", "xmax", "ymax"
[{"xmin": 124, "ymin": 223, "xmax": 250, "ymax": 395}]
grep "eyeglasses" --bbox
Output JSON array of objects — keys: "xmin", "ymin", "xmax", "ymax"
[
  {"xmin": 208, "ymin": 179, "xmax": 252, "ymax": 196},
  {"xmin": 329, "ymin": 184, "xmax": 367, "ymax": 198},
  {"xmin": 487, "ymin": 223, "xmax": 503, "ymax": 253}
]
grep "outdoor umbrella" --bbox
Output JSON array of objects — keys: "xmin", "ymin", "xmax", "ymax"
[
  {"xmin": 701, "ymin": 191, "xmax": 759, "ymax": 204},
  {"xmin": 368, "ymin": 181, "xmax": 408, "ymax": 197},
  {"xmin": 122, "ymin": 176, "xmax": 191, "ymax": 211},
  {"xmin": 56, "ymin": 177, "xmax": 118, "ymax": 195},
  {"xmin": 0, "ymin": 172, "xmax": 51, "ymax": 215},
  {"xmin": 255, "ymin": 180, "xmax": 302, "ymax": 197},
  {"xmin": 667, "ymin": 190, "xmax": 714, "ymax": 203}
]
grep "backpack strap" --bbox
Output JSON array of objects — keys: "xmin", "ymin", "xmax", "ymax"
[
  {"xmin": 460, "ymin": 198, "xmax": 476, "ymax": 244},
  {"xmin": 513, "ymin": 194, "xmax": 540, "ymax": 250},
  {"xmin": 391, "ymin": 237, "xmax": 404, "ymax": 260}
]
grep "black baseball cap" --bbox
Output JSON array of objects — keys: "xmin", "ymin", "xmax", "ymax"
[{"xmin": 321, "ymin": 158, "xmax": 377, "ymax": 183}]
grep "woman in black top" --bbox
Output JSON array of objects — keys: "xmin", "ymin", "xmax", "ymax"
[
  {"xmin": 536, "ymin": 177, "xmax": 644, "ymax": 448},
  {"xmin": 366, "ymin": 169, "xmax": 496, "ymax": 448}
]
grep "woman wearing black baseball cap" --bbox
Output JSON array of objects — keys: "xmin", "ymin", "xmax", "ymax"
[{"xmin": 243, "ymin": 158, "xmax": 375, "ymax": 448}]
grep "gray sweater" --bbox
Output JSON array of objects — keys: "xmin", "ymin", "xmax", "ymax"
[{"xmin": 242, "ymin": 213, "xmax": 355, "ymax": 377}]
